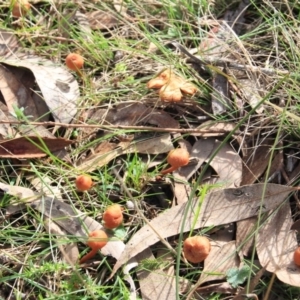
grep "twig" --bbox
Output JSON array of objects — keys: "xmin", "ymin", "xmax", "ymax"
[{"xmin": 0, "ymin": 120, "xmax": 240, "ymax": 134}]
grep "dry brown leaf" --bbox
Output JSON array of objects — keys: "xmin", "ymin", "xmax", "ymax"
[
  {"xmin": 177, "ymin": 138, "xmax": 216, "ymax": 181},
  {"xmin": 0, "ymin": 136, "xmax": 73, "ymax": 158},
  {"xmin": 238, "ymin": 139, "xmax": 274, "ymax": 259},
  {"xmin": 237, "ymin": 148, "xmax": 282, "ymax": 259},
  {"xmin": 0, "ymin": 182, "xmax": 40, "ymax": 215},
  {"xmin": 29, "ymin": 175, "xmax": 62, "ymax": 200},
  {"xmin": 27, "ymin": 173, "xmax": 77, "ymax": 265},
  {"xmin": 180, "ymin": 279, "xmax": 235, "ymax": 298},
  {"xmin": 238, "ymin": 79, "xmax": 265, "ymax": 114},
  {"xmin": 78, "ymin": 134, "xmax": 173, "ymax": 172},
  {"xmin": 43, "ymin": 217, "xmax": 79, "ymax": 265},
  {"xmin": 74, "ymin": 11, "xmax": 92, "ymax": 42},
  {"xmin": 110, "ymin": 183, "xmax": 293, "ymax": 278},
  {"xmin": 207, "ymin": 141, "xmax": 242, "ymax": 188},
  {"xmin": 0, "ymin": 182, "xmax": 36, "ymax": 200},
  {"xmin": 103, "ymin": 102, "xmax": 180, "ymax": 128},
  {"xmin": 78, "ymin": 141, "xmax": 129, "ymax": 172},
  {"xmin": 211, "ymin": 71, "xmax": 231, "ymax": 115},
  {"xmin": 198, "ymin": 0, "xmax": 248, "ymax": 58},
  {"xmin": 136, "ymin": 248, "xmax": 176, "ymax": 300},
  {"xmin": 262, "ymin": 150, "xmax": 283, "ymax": 182},
  {"xmin": 236, "ymin": 217, "xmax": 256, "ymax": 257},
  {"xmin": 113, "ymin": 0, "xmax": 130, "ymax": 19},
  {"xmin": 0, "ymin": 30, "xmax": 79, "ymax": 124},
  {"xmin": 256, "ymin": 201, "xmax": 300, "ymax": 287},
  {"xmin": 195, "ymin": 281, "xmax": 237, "ymax": 295},
  {"xmin": 0, "ymin": 30, "xmax": 19, "ymax": 58},
  {"xmin": 84, "ymin": 141, "xmax": 118, "ymax": 161},
  {"xmin": 173, "ymin": 180, "xmax": 190, "ymax": 206},
  {"xmin": 0, "ymin": 102, "xmax": 16, "ymax": 139},
  {"xmin": 197, "ymin": 5, "xmax": 250, "ymax": 116},
  {"xmin": 80, "ymin": 102, "xmax": 179, "ymax": 140},
  {"xmin": 199, "ymin": 25, "xmax": 226, "ymax": 56},
  {"xmin": 0, "ymin": 64, "xmax": 53, "ymax": 137},
  {"xmin": 173, "ymin": 138, "xmax": 215, "ymax": 205},
  {"xmin": 0, "ymin": 64, "xmax": 36, "ymax": 114},
  {"xmin": 194, "ymin": 121, "xmax": 236, "ymax": 137},
  {"xmin": 291, "ymin": 219, "xmax": 300, "ymax": 232},
  {"xmin": 241, "ymin": 139, "xmax": 274, "ymax": 185},
  {"xmin": 200, "ymin": 241, "xmax": 240, "ymax": 285},
  {"xmin": 86, "ymin": 10, "xmax": 119, "ymax": 30}
]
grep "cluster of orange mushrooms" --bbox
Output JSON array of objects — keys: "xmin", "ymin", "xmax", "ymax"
[
  {"xmin": 75, "ymin": 148, "xmax": 213, "ymax": 265},
  {"xmin": 10, "ymin": 0, "xmax": 294, "ymax": 267}
]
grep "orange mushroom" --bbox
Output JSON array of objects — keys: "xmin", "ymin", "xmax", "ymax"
[
  {"xmin": 103, "ymin": 204, "xmax": 123, "ymax": 229},
  {"xmin": 11, "ymin": 0, "xmax": 30, "ymax": 18},
  {"xmin": 159, "ymin": 76, "xmax": 183, "ymax": 102},
  {"xmin": 183, "ymin": 236, "xmax": 211, "ymax": 263},
  {"xmin": 147, "ymin": 69, "xmax": 172, "ymax": 89},
  {"xmin": 65, "ymin": 53, "xmax": 84, "ymax": 74},
  {"xmin": 147, "ymin": 68, "xmax": 197, "ymax": 102},
  {"xmin": 293, "ymin": 246, "xmax": 300, "ymax": 267},
  {"xmin": 79, "ymin": 230, "xmax": 108, "ymax": 264},
  {"xmin": 161, "ymin": 148, "xmax": 190, "ymax": 175},
  {"xmin": 75, "ymin": 175, "xmax": 93, "ymax": 191}
]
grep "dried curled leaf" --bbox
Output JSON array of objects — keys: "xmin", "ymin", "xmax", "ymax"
[{"xmin": 147, "ymin": 69, "xmax": 197, "ymax": 102}]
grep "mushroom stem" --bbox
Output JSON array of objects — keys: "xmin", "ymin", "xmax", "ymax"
[
  {"xmin": 79, "ymin": 248, "xmax": 98, "ymax": 264},
  {"xmin": 161, "ymin": 165, "xmax": 178, "ymax": 175}
]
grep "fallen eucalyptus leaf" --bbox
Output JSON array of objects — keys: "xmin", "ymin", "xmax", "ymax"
[
  {"xmin": 0, "ymin": 136, "xmax": 73, "ymax": 158},
  {"xmin": 110, "ymin": 184, "xmax": 293, "ymax": 278},
  {"xmin": 78, "ymin": 134, "xmax": 173, "ymax": 172},
  {"xmin": 0, "ymin": 30, "xmax": 79, "ymax": 124},
  {"xmin": 256, "ymin": 201, "xmax": 300, "ymax": 287}
]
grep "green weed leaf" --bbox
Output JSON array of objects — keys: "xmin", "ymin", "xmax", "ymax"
[{"xmin": 226, "ymin": 265, "xmax": 251, "ymax": 288}]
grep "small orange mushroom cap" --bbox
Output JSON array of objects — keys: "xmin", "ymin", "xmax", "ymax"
[
  {"xmin": 11, "ymin": 0, "xmax": 30, "ymax": 18},
  {"xmin": 75, "ymin": 175, "xmax": 93, "ymax": 191},
  {"xmin": 183, "ymin": 236, "xmax": 211, "ymax": 263},
  {"xmin": 79, "ymin": 230, "xmax": 108, "ymax": 264},
  {"xmin": 87, "ymin": 230, "xmax": 108, "ymax": 250},
  {"xmin": 161, "ymin": 148, "xmax": 190, "ymax": 175},
  {"xmin": 103, "ymin": 204, "xmax": 123, "ymax": 229},
  {"xmin": 293, "ymin": 246, "xmax": 300, "ymax": 267},
  {"xmin": 65, "ymin": 53, "xmax": 84, "ymax": 71}
]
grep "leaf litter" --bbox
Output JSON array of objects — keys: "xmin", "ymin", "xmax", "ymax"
[
  {"xmin": 110, "ymin": 183, "xmax": 294, "ymax": 278},
  {"xmin": 0, "ymin": 30, "xmax": 79, "ymax": 124},
  {"xmin": 256, "ymin": 201, "xmax": 300, "ymax": 286},
  {"xmin": 0, "ymin": 181, "xmax": 138, "ymax": 295},
  {"xmin": 2, "ymin": 0, "xmax": 300, "ymax": 299}
]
